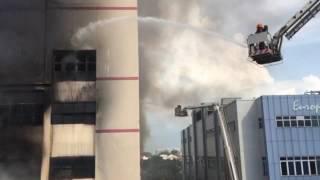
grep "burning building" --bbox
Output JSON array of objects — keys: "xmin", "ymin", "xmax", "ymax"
[{"xmin": 0, "ymin": 0, "xmax": 140, "ymax": 180}]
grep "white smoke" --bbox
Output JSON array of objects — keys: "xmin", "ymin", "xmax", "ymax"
[
  {"xmin": 70, "ymin": 0, "xmax": 319, "ymax": 151},
  {"xmin": 139, "ymin": 17, "xmax": 273, "ymax": 108}
]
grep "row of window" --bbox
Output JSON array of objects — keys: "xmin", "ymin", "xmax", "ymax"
[
  {"xmin": 276, "ymin": 116, "xmax": 320, "ymax": 128},
  {"xmin": 54, "ymin": 62, "xmax": 96, "ymax": 72},
  {"xmin": 280, "ymin": 156, "xmax": 320, "ymax": 176},
  {"xmin": 277, "ymin": 116, "xmax": 320, "ymax": 121}
]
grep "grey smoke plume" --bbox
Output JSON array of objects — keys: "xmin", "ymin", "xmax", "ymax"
[
  {"xmin": 70, "ymin": 0, "xmax": 307, "ymax": 149},
  {"xmin": 0, "ymin": 1, "xmax": 46, "ymax": 84},
  {"xmin": 0, "ymin": 127, "xmax": 42, "ymax": 180},
  {"xmin": 71, "ymin": 15, "xmax": 270, "ymax": 150}
]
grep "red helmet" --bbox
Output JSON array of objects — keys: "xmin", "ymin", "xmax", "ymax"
[{"xmin": 257, "ymin": 24, "xmax": 264, "ymax": 28}]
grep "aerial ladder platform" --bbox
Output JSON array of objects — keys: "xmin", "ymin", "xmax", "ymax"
[
  {"xmin": 175, "ymin": 104, "xmax": 241, "ymax": 180},
  {"xmin": 247, "ymin": 0, "xmax": 320, "ymax": 64}
]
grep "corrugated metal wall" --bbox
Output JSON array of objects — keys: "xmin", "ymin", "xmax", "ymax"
[{"xmin": 262, "ymin": 95, "xmax": 320, "ymax": 180}]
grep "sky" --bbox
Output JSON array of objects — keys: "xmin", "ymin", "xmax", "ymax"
[{"xmin": 138, "ymin": 0, "xmax": 320, "ymax": 152}]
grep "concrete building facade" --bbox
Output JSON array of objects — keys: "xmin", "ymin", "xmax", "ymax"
[
  {"xmin": 181, "ymin": 94, "xmax": 320, "ymax": 180},
  {"xmin": 0, "ymin": 0, "xmax": 140, "ymax": 180}
]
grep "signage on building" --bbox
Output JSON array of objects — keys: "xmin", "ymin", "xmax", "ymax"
[{"xmin": 293, "ymin": 100, "xmax": 320, "ymax": 113}]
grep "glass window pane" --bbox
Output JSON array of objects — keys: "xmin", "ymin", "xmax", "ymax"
[
  {"xmin": 284, "ymin": 121, "xmax": 290, "ymax": 127},
  {"xmin": 310, "ymin": 161, "xmax": 317, "ymax": 175},
  {"xmin": 303, "ymin": 161, "xmax": 309, "ymax": 175},
  {"xmin": 277, "ymin": 121, "xmax": 283, "ymax": 127},
  {"xmin": 317, "ymin": 160, "xmax": 320, "ymax": 175},
  {"xmin": 312, "ymin": 120, "xmax": 319, "ymax": 127},
  {"xmin": 291, "ymin": 120, "xmax": 297, "ymax": 127},
  {"xmin": 295, "ymin": 161, "xmax": 302, "ymax": 175},
  {"xmin": 305, "ymin": 120, "xmax": 312, "ymax": 127},
  {"xmin": 258, "ymin": 118, "xmax": 263, "ymax": 129},
  {"xmin": 281, "ymin": 162, "xmax": 288, "ymax": 176},
  {"xmin": 298, "ymin": 120, "xmax": 304, "ymax": 127},
  {"xmin": 288, "ymin": 161, "xmax": 295, "ymax": 175}
]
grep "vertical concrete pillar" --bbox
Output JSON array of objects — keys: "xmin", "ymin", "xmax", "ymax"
[
  {"xmin": 95, "ymin": 0, "xmax": 140, "ymax": 179},
  {"xmin": 46, "ymin": 0, "xmax": 140, "ymax": 179},
  {"xmin": 41, "ymin": 107, "xmax": 52, "ymax": 180}
]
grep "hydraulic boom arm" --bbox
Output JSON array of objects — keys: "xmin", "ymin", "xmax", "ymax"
[{"xmin": 272, "ymin": 0, "xmax": 320, "ymax": 53}]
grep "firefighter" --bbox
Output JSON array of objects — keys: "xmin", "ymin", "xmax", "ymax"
[
  {"xmin": 255, "ymin": 24, "xmax": 267, "ymax": 50},
  {"xmin": 256, "ymin": 24, "xmax": 264, "ymax": 33},
  {"xmin": 263, "ymin": 25, "xmax": 269, "ymax": 32}
]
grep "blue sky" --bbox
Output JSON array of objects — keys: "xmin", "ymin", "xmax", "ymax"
[{"xmin": 269, "ymin": 18, "xmax": 320, "ymax": 81}]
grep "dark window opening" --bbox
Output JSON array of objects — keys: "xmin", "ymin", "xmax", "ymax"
[
  {"xmin": 50, "ymin": 156, "xmax": 95, "ymax": 179},
  {"xmin": 291, "ymin": 120, "xmax": 297, "ymax": 127},
  {"xmin": 317, "ymin": 159, "xmax": 320, "ymax": 175},
  {"xmin": 309, "ymin": 156, "xmax": 315, "ymax": 160},
  {"xmin": 288, "ymin": 161, "xmax": 295, "ymax": 175},
  {"xmin": 65, "ymin": 63, "xmax": 76, "ymax": 72},
  {"xmin": 303, "ymin": 161, "xmax": 309, "ymax": 175},
  {"xmin": 52, "ymin": 50, "xmax": 96, "ymax": 81},
  {"xmin": 281, "ymin": 162, "xmax": 288, "ymax": 176},
  {"xmin": 298, "ymin": 120, "xmax": 304, "ymax": 127},
  {"xmin": 290, "ymin": 116, "xmax": 297, "ymax": 119},
  {"xmin": 295, "ymin": 161, "xmax": 302, "ymax": 175},
  {"xmin": 284, "ymin": 121, "xmax": 290, "ymax": 127},
  {"xmin": 277, "ymin": 121, "xmax": 283, "ymax": 127},
  {"xmin": 54, "ymin": 54, "xmax": 63, "ymax": 63},
  {"xmin": 88, "ymin": 63, "xmax": 96, "ymax": 72},
  {"xmin": 78, "ymin": 64, "xmax": 86, "ymax": 72},
  {"xmin": 312, "ymin": 120, "xmax": 319, "ymax": 127},
  {"xmin": 195, "ymin": 111, "xmax": 202, "ymax": 121},
  {"xmin": 310, "ymin": 161, "xmax": 317, "ymax": 175},
  {"xmin": 258, "ymin": 118, "xmax": 263, "ymax": 129},
  {"xmin": 305, "ymin": 120, "xmax": 311, "ymax": 127},
  {"xmin": 55, "ymin": 64, "xmax": 62, "ymax": 72}
]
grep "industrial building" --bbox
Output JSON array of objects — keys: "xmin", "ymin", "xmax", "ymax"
[
  {"xmin": 181, "ymin": 94, "xmax": 320, "ymax": 180},
  {"xmin": 0, "ymin": 1, "xmax": 140, "ymax": 180}
]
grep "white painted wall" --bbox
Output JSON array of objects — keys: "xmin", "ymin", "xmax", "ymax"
[{"xmin": 236, "ymin": 100, "xmax": 268, "ymax": 180}]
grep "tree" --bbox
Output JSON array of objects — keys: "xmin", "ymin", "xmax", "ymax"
[{"xmin": 142, "ymin": 154, "xmax": 182, "ymax": 180}]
